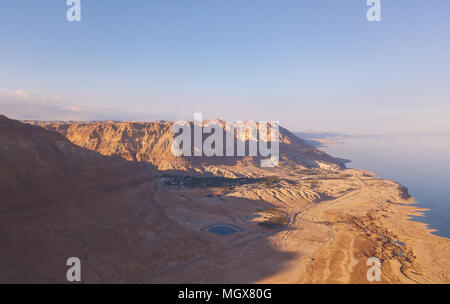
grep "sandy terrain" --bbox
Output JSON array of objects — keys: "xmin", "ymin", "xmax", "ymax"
[
  {"xmin": 132, "ymin": 169, "xmax": 449, "ymax": 284},
  {"xmin": 1, "ymin": 116, "xmax": 448, "ymax": 283}
]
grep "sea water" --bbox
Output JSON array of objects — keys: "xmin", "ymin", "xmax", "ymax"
[{"xmin": 320, "ymin": 135, "xmax": 450, "ymax": 239}]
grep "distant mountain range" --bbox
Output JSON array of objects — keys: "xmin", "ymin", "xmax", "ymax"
[
  {"xmin": 293, "ymin": 132, "xmax": 348, "ymax": 139},
  {"xmin": 293, "ymin": 132, "xmax": 348, "ymax": 147}
]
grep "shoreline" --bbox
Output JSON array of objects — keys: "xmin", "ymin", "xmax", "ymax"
[{"xmin": 315, "ymin": 136, "xmax": 450, "ymax": 240}]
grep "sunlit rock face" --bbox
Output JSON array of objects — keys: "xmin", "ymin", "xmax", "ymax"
[{"xmin": 31, "ymin": 119, "xmax": 346, "ymax": 176}]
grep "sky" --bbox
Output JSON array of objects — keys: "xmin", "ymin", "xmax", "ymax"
[{"xmin": 0, "ymin": 0, "xmax": 449, "ymax": 135}]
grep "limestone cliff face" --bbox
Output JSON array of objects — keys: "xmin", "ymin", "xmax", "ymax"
[
  {"xmin": 41, "ymin": 120, "xmax": 178, "ymax": 168},
  {"xmin": 0, "ymin": 115, "xmax": 143, "ymax": 193},
  {"xmin": 31, "ymin": 120, "xmax": 346, "ymax": 175}
]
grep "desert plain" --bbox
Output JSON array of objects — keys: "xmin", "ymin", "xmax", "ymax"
[{"xmin": 0, "ymin": 115, "xmax": 448, "ymax": 283}]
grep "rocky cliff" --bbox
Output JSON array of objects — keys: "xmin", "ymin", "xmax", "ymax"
[{"xmin": 29, "ymin": 120, "xmax": 346, "ymax": 176}]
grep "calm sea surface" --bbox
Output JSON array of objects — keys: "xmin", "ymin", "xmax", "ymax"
[{"xmin": 320, "ymin": 135, "xmax": 450, "ymax": 239}]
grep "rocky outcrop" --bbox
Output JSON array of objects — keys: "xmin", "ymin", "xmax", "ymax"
[{"xmin": 29, "ymin": 120, "xmax": 346, "ymax": 175}]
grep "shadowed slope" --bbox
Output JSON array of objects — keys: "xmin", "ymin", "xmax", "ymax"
[
  {"xmin": 0, "ymin": 116, "xmax": 297, "ymax": 283},
  {"xmin": 0, "ymin": 115, "xmax": 145, "ymax": 193}
]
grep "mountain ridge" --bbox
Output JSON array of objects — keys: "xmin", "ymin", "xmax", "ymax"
[{"xmin": 26, "ymin": 119, "xmax": 346, "ymax": 177}]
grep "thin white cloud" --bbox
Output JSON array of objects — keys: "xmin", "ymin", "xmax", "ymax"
[
  {"xmin": 0, "ymin": 89, "xmax": 94, "ymax": 121},
  {"xmin": 0, "ymin": 89, "xmax": 167, "ymax": 122}
]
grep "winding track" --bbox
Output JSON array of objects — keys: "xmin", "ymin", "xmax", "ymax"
[{"xmin": 130, "ymin": 179, "xmax": 363, "ymax": 284}]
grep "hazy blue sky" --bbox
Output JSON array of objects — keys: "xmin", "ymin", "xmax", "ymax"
[{"xmin": 0, "ymin": 0, "xmax": 449, "ymax": 134}]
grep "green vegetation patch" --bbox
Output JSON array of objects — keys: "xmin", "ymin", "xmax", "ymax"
[
  {"xmin": 162, "ymin": 175, "xmax": 281, "ymax": 188},
  {"xmin": 258, "ymin": 208, "xmax": 289, "ymax": 229},
  {"xmin": 295, "ymin": 169, "xmax": 316, "ymax": 175}
]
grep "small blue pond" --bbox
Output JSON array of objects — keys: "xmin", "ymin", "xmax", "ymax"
[{"xmin": 207, "ymin": 224, "xmax": 240, "ymax": 236}]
